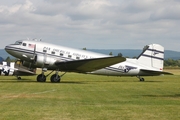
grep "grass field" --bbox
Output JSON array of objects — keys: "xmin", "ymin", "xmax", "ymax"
[{"xmin": 0, "ymin": 69, "xmax": 180, "ymax": 120}]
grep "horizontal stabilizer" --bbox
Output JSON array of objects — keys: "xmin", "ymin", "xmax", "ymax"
[
  {"xmin": 55, "ymin": 56, "xmax": 126, "ymax": 72},
  {"xmin": 140, "ymin": 69, "xmax": 173, "ymax": 76}
]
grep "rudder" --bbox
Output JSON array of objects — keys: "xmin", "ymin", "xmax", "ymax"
[{"xmin": 137, "ymin": 44, "xmax": 164, "ymax": 71}]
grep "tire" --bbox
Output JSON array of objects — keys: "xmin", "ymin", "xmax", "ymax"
[
  {"xmin": 37, "ymin": 74, "xmax": 46, "ymax": 82},
  {"xmin": 50, "ymin": 74, "xmax": 60, "ymax": 83},
  {"xmin": 140, "ymin": 78, "xmax": 145, "ymax": 82}
]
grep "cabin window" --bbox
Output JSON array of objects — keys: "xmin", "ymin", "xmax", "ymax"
[
  {"xmin": 51, "ymin": 51, "xmax": 55, "ymax": 54},
  {"xmin": 43, "ymin": 50, "xmax": 47, "ymax": 53},
  {"xmin": 68, "ymin": 55, "xmax": 72, "ymax": 58},
  {"xmin": 60, "ymin": 53, "xmax": 63, "ymax": 56},
  {"xmin": 22, "ymin": 43, "xmax": 27, "ymax": 46},
  {"xmin": 76, "ymin": 57, "xmax": 80, "ymax": 60}
]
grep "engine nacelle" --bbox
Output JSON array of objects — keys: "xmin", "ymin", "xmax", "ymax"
[
  {"xmin": 22, "ymin": 61, "xmax": 36, "ymax": 68},
  {"xmin": 23, "ymin": 54, "xmax": 57, "ymax": 68},
  {"xmin": 37, "ymin": 55, "xmax": 56, "ymax": 66}
]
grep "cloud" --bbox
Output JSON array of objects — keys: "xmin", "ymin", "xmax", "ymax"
[{"xmin": 0, "ymin": 0, "xmax": 180, "ymax": 51}]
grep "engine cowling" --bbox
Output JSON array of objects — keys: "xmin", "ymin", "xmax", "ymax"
[
  {"xmin": 23, "ymin": 54, "xmax": 57, "ymax": 68},
  {"xmin": 22, "ymin": 61, "xmax": 36, "ymax": 68}
]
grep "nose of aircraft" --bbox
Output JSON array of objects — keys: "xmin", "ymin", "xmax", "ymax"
[
  {"xmin": 4, "ymin": 45, "xmax": 13, "ymax": 55},
  {"xmin": 5, "ymin": 45, "xmax": 10, "ymax": 52},
  {"xmin": 5, "ymin": 45, "xmax": 8, "ymax": 51}
]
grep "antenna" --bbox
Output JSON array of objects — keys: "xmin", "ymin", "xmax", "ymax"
[{"xmin": 32, "ymin": 38, "xmax": 42, "ymax": 41}]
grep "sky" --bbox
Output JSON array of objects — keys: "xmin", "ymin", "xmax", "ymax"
[{"xmin": 0, "ymin": 0, "xmax": 180, "ymax": 51}]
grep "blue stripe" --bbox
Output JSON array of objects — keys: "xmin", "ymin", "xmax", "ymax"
[
  {"xmin": 141, "ymin": 54, "xmax": 164, "ymax": 60},
  {"xmin": 6, "ymin": 46, "xmax": 34, "ymax": 54},
  {"xmin": 105, "ymin": 67, "xmax": 125, "ymax": 73},
  {"xmin": 5, "ymin": 46, "xmax": 74, "ymax": 61},
  {"xmin": 147, "ymin": 49, "xmax": 164, "ymax": 54}
]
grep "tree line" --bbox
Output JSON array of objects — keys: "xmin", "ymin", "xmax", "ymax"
[{"xmin": 164, "ymin": 59, "xmax": 180, "ymax": 67}]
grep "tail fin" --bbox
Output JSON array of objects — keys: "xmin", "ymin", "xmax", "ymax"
[{"xmin": 137, "ymin": 44, "xmax": 164, "ymax": 71}]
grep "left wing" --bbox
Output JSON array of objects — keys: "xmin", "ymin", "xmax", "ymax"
[
  {"xmin": 14, "ymin": 67, "xmax": 36, "ymax": 76},
  {"xmin": 55, "ymin": 56, "xmax": 126, "ymax": 72}
]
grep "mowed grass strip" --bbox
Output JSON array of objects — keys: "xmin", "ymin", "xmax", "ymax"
[{"xmin": 0, "ymin": 69, "xmax": 180, "ymax": 120}]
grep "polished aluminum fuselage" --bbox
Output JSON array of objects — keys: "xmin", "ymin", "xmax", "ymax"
[{"xmin": 5, "ymin": 40, "xmax": 162, "ymax": 76}]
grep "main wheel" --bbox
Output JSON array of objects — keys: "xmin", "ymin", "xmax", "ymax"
[
  {"xmin": 37, "ymin": 74, "xmax": 46, "ymax": 82},
  {"xmin": 50, "ymin": 74, "xmax": 60, "ymax": 83}
]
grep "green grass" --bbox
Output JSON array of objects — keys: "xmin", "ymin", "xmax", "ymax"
[{"xmin": 0, "ymin": 70, "xmax": 180, "ymax": 120}]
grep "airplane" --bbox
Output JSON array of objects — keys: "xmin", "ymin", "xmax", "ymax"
[
  {"xmin": 4, "ymin": 39, "xmax": 172, "ymax": 83},
  {"xmin": 0, "ymin": 60, "xmax": 36, "ymax": 79}
]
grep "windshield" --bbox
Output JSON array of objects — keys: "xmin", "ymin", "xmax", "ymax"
[{"xmin": 14, "ymin": 41, "xmax": 22, "ymax": 45}]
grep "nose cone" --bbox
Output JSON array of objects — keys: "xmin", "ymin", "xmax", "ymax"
[
  {"xmin": 5, "ymin": 44, "xmax": 21, "ymax": 59},
  {"xmin": 5, "ymin": 45, "xmax": 8, "ymax": 51},
  {"xmin": 4, "ymin": 45, "xmax": 15, "ymax": 56},
  {"xmin": 5, "ymin": 45, "xmax": 11, "ymax": 53}
]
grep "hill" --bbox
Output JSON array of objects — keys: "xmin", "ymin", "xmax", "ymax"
[
  {"xmin": 0, "ymin": 49, "xmax": 180, "ymax": 60},
  {"xmin": 89, "ymin": 49, "xmax": 180, "ymax": 60}
]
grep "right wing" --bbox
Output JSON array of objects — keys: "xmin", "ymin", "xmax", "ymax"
[{"xmin": 55, "ymin": 56, "xmax": 126, "ymax": 72}]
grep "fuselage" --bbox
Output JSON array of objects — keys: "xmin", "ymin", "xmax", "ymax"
[{"xmin": 5, "ymin": 40, "xmax": 158, "ymax": 77}]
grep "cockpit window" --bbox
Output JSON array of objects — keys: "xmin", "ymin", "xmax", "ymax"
[
  {"xmin": 14, "ymin": 41, "xmax": 22, "ymax": 45},
  {"xmin": 23, "ymin": 43, "xmax": 27, "ymax": 46}
]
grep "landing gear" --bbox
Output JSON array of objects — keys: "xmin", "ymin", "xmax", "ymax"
[
  {"xmin": 15, "ymin": 75, "xmax": 22, "ymax": 80},
  {"xmin": 51, "ymin": 74, "xmax": 61, "ymax": 83},
  {"xmin": 36, "ymin": 69, "xmax": 65, "ymax": 83},
  {"xmin": 140, "ymin": 78, "xmax": 144, "ymax": 82},
  {"xmin": 50, "ymin": 71, "xmax": 60, "ymax": 83},
  {"xmin": 37, "ymin": 73, "xmax": 46, "ymax": 82},
  {"xmin": 17, "ymin": 76, "xmax": 21, "ymax": 80},
  {"xmin": 137, "ymin": 76, "xmax": 145, "ymax": 82}
]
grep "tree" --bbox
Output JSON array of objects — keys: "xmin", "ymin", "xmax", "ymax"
[
  {"xmin": 109, "ymin": 52, "xmax": 113, "ymax": 56},
  {"xmin": 5, "ymin": 56, "xmax": 11, "ymax": 63},
  {"xmin": 82, "ymin": 48, "xmax": 87, "ymax": 50},
  {"xmin": 164, "ymin": 59, "xmax": 180, "ymax": 67},
  {"xmin": 117, "ymin": 53, "xmax": 122, "ymax": 57}
]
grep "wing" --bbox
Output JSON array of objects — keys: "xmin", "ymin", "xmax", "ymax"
[
  {"xmin": 14, "ymin": 68, "xmax": 36, "ymax": 76},
  {"xmin": 140, "ymin": 69, "xmax": 173, "ymax": 76},
  {"xmin": 55, "ymin": 56, "xmax": 126, "ymax": 72}
]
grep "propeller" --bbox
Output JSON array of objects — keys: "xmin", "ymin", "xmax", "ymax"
[{"xmin": 29, "ymin": 44, "xmax": 37, "ymax": 68}]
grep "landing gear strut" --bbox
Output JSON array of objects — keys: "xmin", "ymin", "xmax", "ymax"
[
  {"xmin": 36, "ymin": 69, "xmax": 66, "ymax": 83},
  {"xmin": 37, "ymin": 72, "xmax": 46, "ymax": 82},
  {"xmin": 51, "ymin": 71, "xmax": 61, "ymax": 83},
  {"xmin": 137, "ymin": 76, "xmax": 145, "ymax": 82},
  {"xmin": 17, "ymin": 76, "xmax": 21, "ymax": 80}
]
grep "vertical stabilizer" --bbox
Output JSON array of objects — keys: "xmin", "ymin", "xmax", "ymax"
[{"xmin": 137, "ymin": 44, "xmax": 164, "ymax": 71}]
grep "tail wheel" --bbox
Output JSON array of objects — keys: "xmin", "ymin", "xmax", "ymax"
[
  {"xmin": 50, "ymin": 74, "xmax": 60, "ymax": 83},
  {"xmin": 37, "ymin": 74, "xmax": 46, "ymax": 82},
  {"xmin": 137, "ymin": 76, "xmax": 145, "ymax": 82}
]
